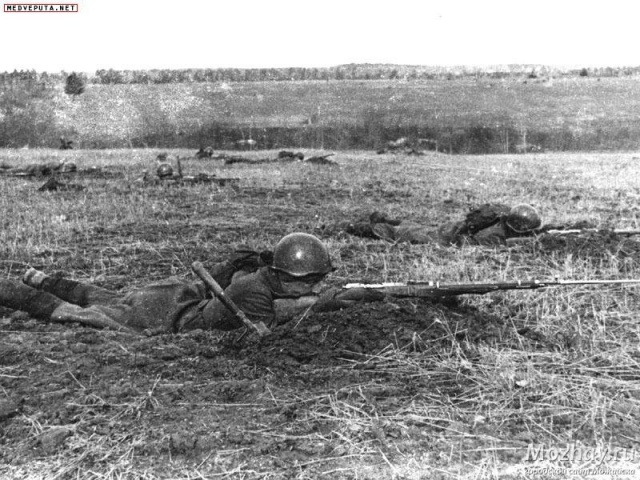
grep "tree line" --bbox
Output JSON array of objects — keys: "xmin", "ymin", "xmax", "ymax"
[{"xmin": 3, "ymin": 64, "xmax": 640, "ymax": 85}]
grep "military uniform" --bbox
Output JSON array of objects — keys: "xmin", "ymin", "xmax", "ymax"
[
  {"xmin": 4, "ymin": 265, "xmax": 298, "ymax": 333},
  {"xmin": 436, "ymin": 219, "xmax": 523, "ymax": 246},
  {"xmin": 0, "ymin": 161, "xmax": 76, "ymax": 177},
  {"xmin": 0, "ymin": 258, "xmax": 242, "ymax": 333},
  {"xmin": 370, "ymin": 221, "xmax": 439, "ymax": 244},
  {"xmin": 0, "ymin": 234, "xmax": 380, "ymax": 333},
  {"xmin": 346, "ymin": 204, "xmax": 540, "ymax": 246}
]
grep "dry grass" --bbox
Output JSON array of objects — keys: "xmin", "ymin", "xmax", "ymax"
[
  {"xmin": 1, "ymin": 148, "xmax": 640, "ymax": 479},
  {"xmin": 52, "ymin": 78, "xmax": 640, "ymax": 150}
]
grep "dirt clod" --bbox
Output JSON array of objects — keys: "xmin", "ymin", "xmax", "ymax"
[
  {"xmin": 0, "ymin": 399, "xmax": 20, "ymax": 421},
  {"xmin": 38, "ymin": 428, "xmax": 72, "ymax": 455}
]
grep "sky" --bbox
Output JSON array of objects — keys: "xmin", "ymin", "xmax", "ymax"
[{"xmin": 1, "ymin": 0, "xmax": 639, "ymax": 73}]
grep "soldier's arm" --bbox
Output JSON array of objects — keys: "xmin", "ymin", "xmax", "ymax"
[
  {"xmin": 437, "ymin": 220, "xmax": 467, "ymax": 245},
  {"xmin": 273, "ymin": 296, "xmax": 319, "ymax": 320},
  {"xmin": 311, "ymin": 288, "xmax": 385, "ymax": 313},
  {"xmin": 467, "ymin": 223, "xmax": 508, "ymax": 246},
  {"xmin": 275, "ymin": 284, "xmax": 388, "ymax": 319},
  {"xmin": 199, "ymin": 280, "xmax": 276, "ymax": 330}
]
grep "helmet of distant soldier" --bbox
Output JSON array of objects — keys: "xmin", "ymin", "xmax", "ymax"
[
  {"xmin": 271, "ymin": 233, "xmax": 333, "ymax": 277},
  {"xmin": 60, "ymin": 162, "xmax": 77, "ymax": 173},
  {"xmin": 505, "ymin": 204, "xmax": 542, "ymax": 233},
  {"xmin": 156, "ymin": 162, "xmax": 174, "ymax": 178}
]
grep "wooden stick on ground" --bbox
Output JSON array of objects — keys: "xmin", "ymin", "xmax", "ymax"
[{"xmin": 191, "ymin": 261, "xmax": 271, "ymax": 337}]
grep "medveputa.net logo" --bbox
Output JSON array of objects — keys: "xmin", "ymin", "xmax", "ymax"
[
  {"xmin": 4, "ymin": 3, "xmax": 78, "ymax": 12},
  {"xmin": 525, "ymin": 443, "xmax": 639, "ymax": 465}
]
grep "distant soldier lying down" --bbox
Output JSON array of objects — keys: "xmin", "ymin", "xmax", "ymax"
[
  {"xmin": 0, "ymin": 233, "xmax": 382, "ymax": 334},
  {"xmin": 0, "ymin": 160, "xmax": 77, "ymax": 177},
  {"xmin": 342, "ymin": 204, "xmax": 544, "ymax": 246}
]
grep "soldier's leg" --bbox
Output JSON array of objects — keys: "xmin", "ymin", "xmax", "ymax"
[
  {"xmin": 369, "ymin": 211, "xmax": 402, "ymax": 226},
  {"xmin": 24, "ymin": 268, "xmax": 120, "ymax": 307},
  {"xmin": 0, "ymin": 279, "xmax": 63, "ymax": 319},
  {"xmin": 0, "ymin": 279, "xmax": 135, "ymax": 332},
  {"xmin": 371, "ymin": 223, "xmax": 398, "ymax": 242},
  {"xmin": 50, "ymin": 303, "xmax": 134, "ymax": 332},
  {"xmin": 395, "ymin": 223, "xmax": 438, "ymax": 244},
  {"xmin": 343, "ymin": 222, "xmax": 377, "ymax": 239}
]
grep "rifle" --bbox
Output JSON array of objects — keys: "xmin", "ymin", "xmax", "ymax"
[
  {"xmin": 343, "ymin": 278, "xmax": 640, "ymax": 298},
  {"xmin": 543, "ymin": 229, "xmax": 640, "ymax": 236}
]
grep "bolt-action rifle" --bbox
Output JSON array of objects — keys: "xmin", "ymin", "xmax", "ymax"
[
  {"xmin": 506, "ymin": 228, "xmax": 640, "ymax": 245},
  {"xmin": 543, "ymin": 228, "xmax": 640, "ymax": 236},
  {"xmin": 343, "ymin": 278, "xmax": 640, "ymax": 298}
]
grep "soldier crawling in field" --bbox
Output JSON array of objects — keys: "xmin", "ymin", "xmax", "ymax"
[
  {"xmin": 339, "ymin": 204, "xmax": 544, "ymax": 246},
  {"xmin": 0, "ymin": 160, "xmax": 77, "ymax": 177},
  {"xmin": 0, "ymin": 233, "xmax": 382, "ymax": 334},
  {"xmin": 59, "ymin": 137, "xmax": 74, "ymax": 150},
  {"xmin": 195, "ymin": 146, "xmax": 214, "ymax": 159},
  {"xmin": 135, "ymin": 161, "xmax": 240, "ymax": 188}
]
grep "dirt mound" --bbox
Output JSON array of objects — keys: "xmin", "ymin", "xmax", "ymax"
[{"xmin": 226, "ymin": 299, "xmax": 505, "ymax": 368}]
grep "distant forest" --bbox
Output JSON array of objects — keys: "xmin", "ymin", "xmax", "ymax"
[{"xmin": 2, "ymin": 63, "xmax": 640, "ymax": 84}]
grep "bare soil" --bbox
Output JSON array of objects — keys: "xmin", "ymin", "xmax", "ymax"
[
  {"xmin": 1, "ymin": 294, "xmax": 508, "ymax": 477},
  {"xmin": 2, "ymin": 154, "xmax": 640, "ymax": 479}
]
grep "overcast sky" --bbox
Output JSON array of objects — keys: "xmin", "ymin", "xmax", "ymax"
[{"xmin": 1, "ymin": 0, "xmax": 639, "ymax": 73}]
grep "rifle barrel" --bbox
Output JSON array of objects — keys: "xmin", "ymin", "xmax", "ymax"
[
  {"xmin": 545, "ymin": 229, "xmax": 640, "ymax": 235},
  {"xmin": 556, "ymin": 279, "xmax": 640, "ymax": 285},
  {"xmin": 344, "ymin": 278, "xmax": 640, "ymax": 298}
]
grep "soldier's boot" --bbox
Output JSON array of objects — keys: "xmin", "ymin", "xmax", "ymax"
[
  {"xmin": 24, "ymin": 268, "xmax": 120, "ymax": 306},
  {"xmin": 1, "ymin": 279, "xmax": 133, "ymax": 332}
]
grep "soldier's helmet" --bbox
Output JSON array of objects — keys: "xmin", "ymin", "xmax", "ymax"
[
  {"xmin": 60, "ymin": 162, "xmax": 77, "ymax": 173},
  {"xmin": 271, "ymin": 233, "xmax": 333, "ymax": 277},
  {"xmin": 156, "ymin": 162, "xmax": 174, "ymax": 179},
  {"xmin": 505, "ymin": 204, "xmax": 542, "ymax": 233}
]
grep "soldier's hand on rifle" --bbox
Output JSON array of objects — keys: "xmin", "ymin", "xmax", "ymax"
[{"xmin": 312, "ymin": 287, "xmax": 385, "ymax": 312}]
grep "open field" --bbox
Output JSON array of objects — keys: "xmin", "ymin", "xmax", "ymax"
[
  {"xmin": 5, "ymin": 77, "xmax": 640, "ymax": 151},
  {"xmin": 1, "ymin": 148, "xmax": 640, "ymax": 479}
]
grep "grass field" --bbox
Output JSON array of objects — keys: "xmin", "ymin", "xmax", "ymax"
[
  {"xmin": 1, "ymin": 148, "xmax": 640, "ymax": 479},
  {"xmin": 7, "ymin": 76, "xmax": 640, "ymax": 151}
]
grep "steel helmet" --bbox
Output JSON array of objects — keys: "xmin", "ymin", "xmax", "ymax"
[
  {"xmin": 156, "ymin": 162, "xmax": 174, "ymax": 178},
  {"xmin": 60, "ymin": 161, "xmax": 77, "ymax": 173},
  {"xmin": 271, "ymin": 233, "xmax": 333, "ymax": 277},
  {"xmin": 505, "ymin": 204, "xmax": 542, "ymax": 233}
]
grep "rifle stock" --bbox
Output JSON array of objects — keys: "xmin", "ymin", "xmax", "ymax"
[{"xmin": 343, "ymin": 279, "xmax": 640, "ymax": 298}]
